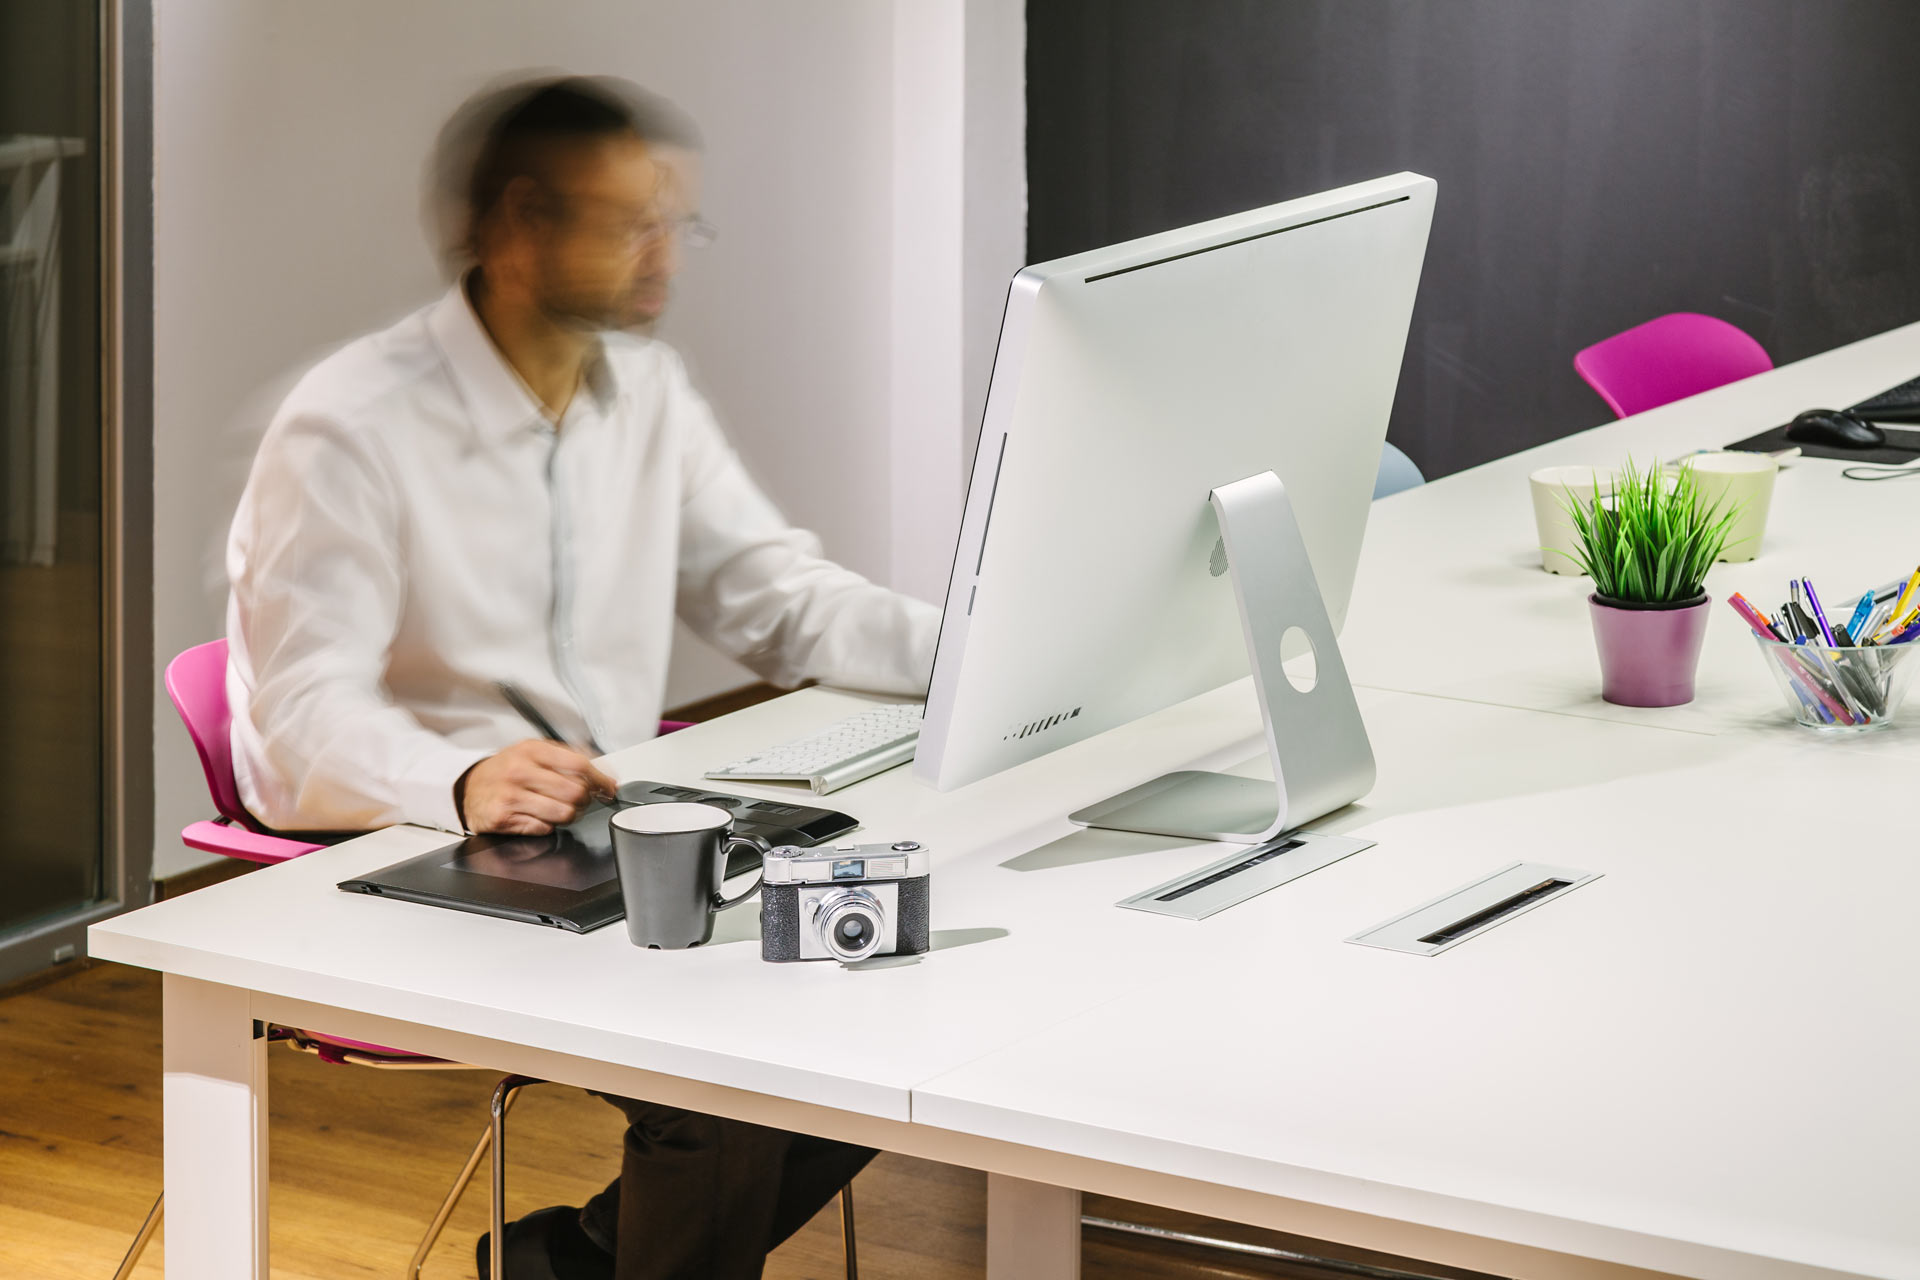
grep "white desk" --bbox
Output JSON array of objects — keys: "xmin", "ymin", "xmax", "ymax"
[
  {"xmin": 917, "ymin": 725, "xmax": 1920, "ymax": 1280},
  {"xmin": 92, "ymin": 326, "xmax": 1920, "ymax": 1280},
  {"xmin": 1341, "ymin": 317, "xmax": 1920, "ymax": 736}
]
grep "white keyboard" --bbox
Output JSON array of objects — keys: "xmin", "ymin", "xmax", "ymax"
[{"xmin": 705, "ymin": 702, "xmax": 924, "ymax": 794}]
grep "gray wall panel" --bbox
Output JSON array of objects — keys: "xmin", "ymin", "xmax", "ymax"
[{"xmin": 1027, "ymin": 1, "xmax": 1920, "ymax": 477}]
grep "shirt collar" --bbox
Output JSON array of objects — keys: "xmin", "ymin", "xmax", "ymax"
[{"xmin": 427, "ymin": 275, "xmax": 620, "ymax": 442}]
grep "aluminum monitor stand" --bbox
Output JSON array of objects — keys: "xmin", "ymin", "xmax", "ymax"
[{"xmin": 1069, "ymin": 470, "xmax": 1377, "ymax": 844}]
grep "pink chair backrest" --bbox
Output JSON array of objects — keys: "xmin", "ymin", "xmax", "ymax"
[
  {"xmin": 164, "ymin": 639, "xmax": 257, "ymax": 830},
  {"xmin": 165, "ymin": 641, "xmax": 700, "ymax": 835},
  {"xmin": 1572, "ymin": 312, "xmax": 1772, "ymax": 419}
]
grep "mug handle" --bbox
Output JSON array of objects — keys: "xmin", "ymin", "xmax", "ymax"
[{"xmin": 712, "ymin": 832, "xmax": 769, "ymax": 910}]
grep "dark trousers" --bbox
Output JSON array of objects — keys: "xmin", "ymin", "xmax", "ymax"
[{"xmin": 580, "ymin": 1094, "xmax": 876, "ymax": 1280}]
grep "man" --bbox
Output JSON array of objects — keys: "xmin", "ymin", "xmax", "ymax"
[{"xmin": 225, "ymin": 77, "xmax": 938, "ymax": 1278}]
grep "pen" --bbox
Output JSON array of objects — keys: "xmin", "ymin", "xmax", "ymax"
[
  {"xmin": 1825, "ymin": 643, "xmax": 1885, "ymax": 716},
  {"xmin": 1728, "ymin": 596, "xmax": 1847, "ymax": 722},
  {"xmin": 1845, "ymin": 590, "xmax": 1876, "ymax": 641},
  {"xmin": 1786, "ymin": 676, "xmax": 1834, "ymax": 724},
  {"xmin": 1871, "ymin": 600, "xmax": 1919, "ymax": 644},
  {"xmin": 1801, "ymin": 578, "xmax": 1837, "ymax": 647},
  {"xmin": 1810, "ymin": 647, "xmax": 1875, "ymax": 722},
  {"xmin": 1858, "ymin": 600, "xmax": 1892, "ymax": 646},
  {"xmin": 1892, "ymin": 565, "xmax": 1920, "ymax": 625},
  {"xmin": 1880, "ymin": 606, "xmax": 1920, "ymax": 645},
  {"xmin": 1789, "ymin": 651, "xmax": 1858, "ymax": 725},
  {"xmin": 497, "ymin": 681, "xmax": 566, "ymax": 742}
]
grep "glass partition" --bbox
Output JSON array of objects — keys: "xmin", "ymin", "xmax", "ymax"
[{"xmin": 0, "ymin": 3, "xmax": 108, "ymax": 950}]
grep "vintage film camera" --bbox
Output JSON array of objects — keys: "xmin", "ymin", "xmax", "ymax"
[{"xmin": 760, "ymin": 841, "xmax": 931, "ymax": 964}]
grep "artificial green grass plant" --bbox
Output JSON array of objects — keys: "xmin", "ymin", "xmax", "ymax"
[{"xmin": 1557, "ymin": 459, "xmax": 1737, "ymax": 604}]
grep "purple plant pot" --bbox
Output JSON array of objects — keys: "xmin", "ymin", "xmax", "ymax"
[{"xmin": 1589, "ymin": 593, "xmax": 1711, "ymax": 707}]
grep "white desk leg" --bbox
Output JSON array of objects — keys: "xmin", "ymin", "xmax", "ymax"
[
  {"xmin": 163, "ymin": 974, "xmax": 268, "ymax": 1279},
  {"xmin": 987, "ymin": 1173, "xmax": 1081, "ymax": 1279}
]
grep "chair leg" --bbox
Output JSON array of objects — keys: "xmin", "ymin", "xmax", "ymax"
[
  {"xmin": 489, "ymin": 1076, "xmax": 542, "ymax": 1280},
  {"xmin": 840, "ymin": 1182, "xmax": 858, "ymax": 1280},
  {"xmin": 110, "ymin": 1192, "xmax": 163, "ymax": 1280},
  {"xmin": 406, "ymin": 1085, "xmax": 526, "ymax": 1280}
]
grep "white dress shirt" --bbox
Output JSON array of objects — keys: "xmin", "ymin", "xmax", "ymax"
[{"xmin": 226, "ymin": 282, "xmax": 940, "ymax": 833}]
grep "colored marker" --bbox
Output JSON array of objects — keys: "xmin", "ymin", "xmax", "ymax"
[{"xmin": 1728, "ymin": 593, "xmax": 1787, "ymax": 642}]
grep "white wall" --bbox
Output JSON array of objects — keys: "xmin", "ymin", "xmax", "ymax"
[{"xmin": 150, "ymin": 0, "xmax": 1024, "ymax": 878}]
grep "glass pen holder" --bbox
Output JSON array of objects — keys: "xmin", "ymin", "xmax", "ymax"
[{"xmin": 1751, "ymin": 635, "xmax": 1920, "ymax": 733}]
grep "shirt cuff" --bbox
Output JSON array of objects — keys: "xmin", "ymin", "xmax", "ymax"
[{"xmin": 396, "ymin": 741, "xmax": 492, "ymax": 834}]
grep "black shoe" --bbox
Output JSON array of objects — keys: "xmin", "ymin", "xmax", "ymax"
[{"xmin": 476, "ymin": 1205, "xmax": 615, "ymax": 1280}]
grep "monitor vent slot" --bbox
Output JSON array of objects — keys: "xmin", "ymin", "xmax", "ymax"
[
  {"xmin": 1002, "ymin": 706, "xmax": 1082, "ymax": 741},
  {"xmin": 1084, "ymin": 195, "xmax": 1411, "ymax": 284}
]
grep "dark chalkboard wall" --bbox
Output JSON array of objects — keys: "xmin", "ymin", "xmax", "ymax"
[{"xmin": 1027, "ymin": 0, "xmax": 1920, "ymax": 479}]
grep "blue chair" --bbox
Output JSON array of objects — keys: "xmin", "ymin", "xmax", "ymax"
[{"xmin": 1374, "ymin": 442, "xmax": 1425, "ymax": 499}]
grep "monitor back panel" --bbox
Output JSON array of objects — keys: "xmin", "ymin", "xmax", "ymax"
[{"xmin": 918, "ymin": 174, "xmax": 1435, "ymax": 791}]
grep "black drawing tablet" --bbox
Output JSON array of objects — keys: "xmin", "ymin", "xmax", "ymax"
[{"xmin": 338, "ymin": 783, "xmax": 857, "ymax": 932}]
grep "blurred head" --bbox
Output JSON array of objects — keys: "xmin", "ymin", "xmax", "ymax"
[{"xmin": 429, "ymin": 75, "xmax": 705, "ymax": 331}]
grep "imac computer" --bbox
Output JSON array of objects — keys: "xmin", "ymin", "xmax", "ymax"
[{"xmin": 913, "ymin": 172, "xmax": 1435, "ymax": 847}]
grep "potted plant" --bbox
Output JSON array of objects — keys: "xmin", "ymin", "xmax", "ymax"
[{"xmin": 1559, "ymin": 459, "xmax": 1737, "ymax": 707}]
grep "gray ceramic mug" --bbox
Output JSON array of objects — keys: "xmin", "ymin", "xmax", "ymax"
[{"xmin": 609, "ymin": 802, "xmax": 767, "ymax": 949}]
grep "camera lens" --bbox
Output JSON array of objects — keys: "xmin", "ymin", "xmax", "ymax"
[{"xmin": 816, "ymin": 891, "xmax": 885, "ymax": 963}]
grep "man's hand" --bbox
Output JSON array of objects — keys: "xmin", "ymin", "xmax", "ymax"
[{"xmin": 456, "ymin": 739, "xmax": 618, "ymax": 834}]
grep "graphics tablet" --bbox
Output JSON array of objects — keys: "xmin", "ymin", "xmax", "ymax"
[{"xmin": 337, "ymin": 781, "xmax": 857, "ymax": 932}]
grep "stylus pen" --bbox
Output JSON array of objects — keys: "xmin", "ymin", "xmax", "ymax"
[{"xmin": 496, "ymin": 681, "xmax": 602, "ymax": 755}]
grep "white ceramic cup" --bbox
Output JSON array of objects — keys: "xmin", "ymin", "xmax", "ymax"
[
  {"xmin": 1528, "ymin": 465, "xmax": 1615, "ymax": 574},
  {"xmin": 1673, "ymin": 451, "xmax": 1777, "ymax": 563}
]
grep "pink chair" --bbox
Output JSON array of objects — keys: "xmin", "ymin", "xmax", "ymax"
[
  {"xmin": 1573, "ymin": 312, "xmax": 1773, "ymax": 418},
  {"xmin": 114, "ymin": 640, "xmax": 519, "ymax": 1278},
  {"xmin": 165, "ymin": 639, "xmax": 326, "ymax": 863},
  {"xmin": 164, "ymin": 640, "xmax": 693, "ymax": 863},
  {"xmin": 120, "ymin": 646, "xmax": 850, "ymax": 1279}
]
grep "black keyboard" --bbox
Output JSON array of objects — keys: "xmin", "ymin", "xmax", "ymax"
[{"xmin": 1849, "ymin": 375, "xmax": 1920, "ymax": 422}]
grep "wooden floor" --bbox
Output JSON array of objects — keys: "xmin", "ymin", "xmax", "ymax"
[{"xmin": 0, "ymin": 962, "xmax": 1496, "ymax": 1280}]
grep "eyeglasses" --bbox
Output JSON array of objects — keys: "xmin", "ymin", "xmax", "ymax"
[
  {"xmin": 549, "ymin": 195, "xmax": 718, "ymax": 254},
  {"xmin": 653, "ymin": 214, "xmax": 718, "ymax": 252},
  {"xmin": 598, "ymin": 212, "xmax": 718, "ymax": 255}
]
